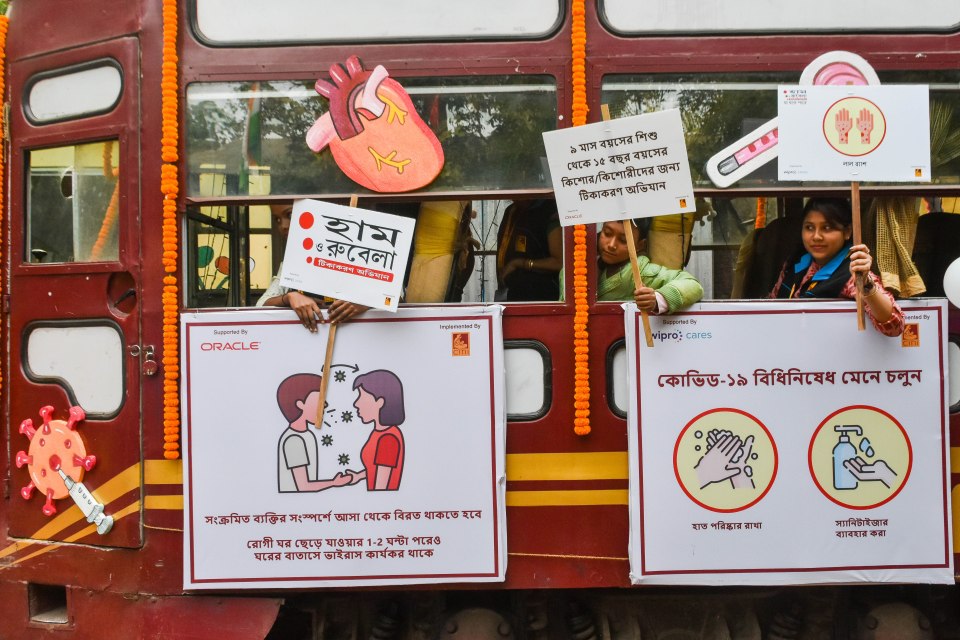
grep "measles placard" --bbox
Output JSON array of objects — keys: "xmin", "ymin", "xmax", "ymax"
[
  {"xmin": 280, "ymin": 199, "xmax": 415, "ymax": 311},
  {"xmin": 625, "ymin": 300, "xmax": 953, "ymax": 585},
  {"xmin": 542, "ymin": 109, "xmax": 696, "ymax": 227},
  {"xmin": 181, "ymin": 306, "xmax": 506, "ymax": 588},
  {"xmin": 778, "ymin": 85, "xmax": 930, "ymax": 182}
]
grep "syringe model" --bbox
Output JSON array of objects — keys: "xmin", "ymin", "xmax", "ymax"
[{"xmin": 57, "ymin": 468, "xmax": 113, "ymax": 535}]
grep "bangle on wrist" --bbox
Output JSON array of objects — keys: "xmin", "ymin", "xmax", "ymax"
[{"xmin": 281, "ymin": 292, "xmax": 288, "ymax": 306}]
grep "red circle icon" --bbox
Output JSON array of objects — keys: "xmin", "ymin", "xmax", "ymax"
[
  {"xmin": 299, "ymin": 211, "xmax": 314, "ymax": 229},
  {"xmin": 302, "ymin": 237, "xmax": 313, "ymax": 251}
]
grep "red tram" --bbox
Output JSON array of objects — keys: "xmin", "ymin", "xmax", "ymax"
[{"xmin": 0, "ymin": 1, "xmax": 958, "ymax": 638}]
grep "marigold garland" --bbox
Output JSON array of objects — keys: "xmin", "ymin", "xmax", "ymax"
[
  {"xmin": 161, "ymin": 0, "xmax": 181, "ymax": 459},
  {"xmin": 570, "ymin": 0, "xmax": 591, "ymax": 435},
  {"xmin": 0, "ymin": 16, "xmax": 7, "ymax": 404}
]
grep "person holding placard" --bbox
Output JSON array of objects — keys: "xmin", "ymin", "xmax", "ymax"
[
  {"xmin": 770, "ymin": 198, "xmax": 904, "ymax": 336},
  {"xmin": 597, "ymin": 219, "xmax": 703, "ymax": 313},
  {"xmin": 257, "ymin": 202, "xmax": 369, "ymax": 331}
]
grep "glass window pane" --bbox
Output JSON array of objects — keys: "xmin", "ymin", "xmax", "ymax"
[
  {"xmin": 186, "ymin": 77, "xmax": 556, "ymax": 197},
  {"xmin": 27, "ymin": 63, "xmax": 122, "ymax": 124},
  {"xmin": 189, "ymin": 218, "xmax": 233, "ymax": 307},
  {"xmin": 602, "ymin": 73, "xmax": 960, "ymax": 188},
  {"xmin": 27, "ymin": 141, "xmax": 120, "ymax": 263},
  {"xmin": 194, "ymin": 0, "xmax": 561, "ymax": 44}
]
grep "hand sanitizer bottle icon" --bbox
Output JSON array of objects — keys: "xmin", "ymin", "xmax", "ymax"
[{"xmin": 833, "ymin": 425, "xmax": 862, "ymax": 490}]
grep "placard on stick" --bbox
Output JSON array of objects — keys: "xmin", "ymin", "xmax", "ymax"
[
  {"xmin": 280, "ymin": 199, "xmax": 415, "ymax": 312},
  {"xmin": 542, "ymin": 109, "xmax": 695, "ymax": 227},
  {"xmin": 778, "ymin": 85, "xmax": 930, "ymax": 182}
]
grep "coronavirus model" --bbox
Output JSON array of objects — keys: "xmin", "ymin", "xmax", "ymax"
[{"xmin": 15, "ymin": 405, "xmax": 96, "ymax": 517}]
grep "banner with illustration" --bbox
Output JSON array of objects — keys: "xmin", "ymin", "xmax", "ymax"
[
  {"xmin": 626, "ymin": 300, "xmax": 953, "ymax": 585},
  {"xmin": 181, "ymin": 306, "xmax": 506, "ymax": 588}
]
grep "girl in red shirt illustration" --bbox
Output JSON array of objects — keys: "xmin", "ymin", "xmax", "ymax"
[{"xmin": 345, "ymin": 369, "xmax": 405, "ymax": 491}]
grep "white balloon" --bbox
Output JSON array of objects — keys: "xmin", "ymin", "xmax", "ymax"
[{"xmin": 942, "ymin": 257, "xmax": 960, "ymax": 307}]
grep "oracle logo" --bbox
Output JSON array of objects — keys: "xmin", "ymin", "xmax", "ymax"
[{"xmin": 199, "ymin": 341, "xmax": 261, "ymax": 352}]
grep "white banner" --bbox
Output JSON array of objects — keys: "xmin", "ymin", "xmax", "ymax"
[
  {"xmin": 280, "ymin": 199, "xmax": 415, "ymax": 311},
  {"xmin": 182, "ymin": 307, "xmax": 506, "ymax": 588},
  {"xmin": 778, "ymin": 85, "xmax": 930, "ymax": 182},
  {"xmin": 542, "ymin": 110, "xmax": 695, "ymax": 227},
  {"xmin": 626, "ymin": 300, "xmax": 953, "ymax": 585}
]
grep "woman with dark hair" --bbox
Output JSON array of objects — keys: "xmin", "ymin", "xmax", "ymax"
[
  {"xmin": 345, "ymin": 369, "xmax": 406, "ymax": 491},
  {"xmin": 770, "ymin": 197, "xmax": 903, "ymax": 336},
  {"xmin": 597, "ymin": 219, "xmax": 703, "ymax": 313}
]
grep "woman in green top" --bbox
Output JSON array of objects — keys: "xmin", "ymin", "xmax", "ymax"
[{"xmin": 597, "ymin": 219, "xmax": 704, "ymax": 313}]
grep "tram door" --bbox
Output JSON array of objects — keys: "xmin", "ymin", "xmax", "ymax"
[{"xmin": 6, "ymin": 38, "xmax": 143, "ymax": 548}]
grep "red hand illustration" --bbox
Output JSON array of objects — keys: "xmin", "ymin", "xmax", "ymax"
[
  {"xmin": 834, "ymin": 108, "xmax": 852, "ymax": 144},
  {"xmin": 856, "ymin": 108, "xmax": 874, "ymax": 144},
  {"xmin": 306, "ymin": 56, "xmax": 444, "ymax": 193}
]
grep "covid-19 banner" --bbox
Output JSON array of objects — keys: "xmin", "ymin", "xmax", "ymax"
[
  {"xmin": 181, "ymin": 307, "xmax": 506, "ymax": 588},
  {"xmin": 626, "ymin": 300, "xmax": 953, "ymax": 585}
]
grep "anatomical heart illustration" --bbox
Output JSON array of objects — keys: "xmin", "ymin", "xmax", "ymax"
[{"xmin": 306, "ymin": 56, "xmax": 445, "ymax": 193}]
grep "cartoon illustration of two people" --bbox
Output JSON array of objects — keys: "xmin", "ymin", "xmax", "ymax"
[{"xmin": 276, "ymin": 369, "xmax": 405, "ymax": 493}]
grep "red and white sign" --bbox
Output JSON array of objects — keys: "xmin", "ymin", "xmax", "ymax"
[
  {"xmin": 626, "ymin": 300, "xmax": 953, "ymax": 585},
  {"xmin": 181, "ymin": 306, "xmax": 507, "ymax": 589},
  {"xmin": 280, "ymin": 199, "xmax": 415, "ymax": 311}
]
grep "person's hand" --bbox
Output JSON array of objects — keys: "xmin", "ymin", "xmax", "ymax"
[
  {"xmin": 326, "ymin": 299, "xmax": 369, "ymax": 324},
  {"xmin": 633, "ymin": 285, "xmax": 658, "ymax": 313},
  {"xmin": 332, "ymin": 471, "xmax": 352, "ymax": 487},
  {"xmin": 848, "ymin": 244, "xmax": 873, "ymax": 277},
  {"xmin": 343, "ymin": 469, "xmax": 362, "ymax": 485},
  {"xmin": 843, "ymin": 457, "xmax": 897, "ymax": 488},
  {"xmin": 501, "ymin": 258, "xmax": 524, "ymax": 281},
  {"xmin": 694, "ymin": 434, "xmax": 743, "ymax": 489},
  {"xmin": 286, "ymin": 291, "xmax": 322, "ymax": 333}
]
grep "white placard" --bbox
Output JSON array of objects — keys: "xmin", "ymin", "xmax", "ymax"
[
  {"xmin": 778, "ymin": 85, "xmax": 931, "ymax": 182},
  {"xmin": 542, "ymin": 110, "xmax": 695, "ymax": 227},
  {"xmin": 182, "ymin": 306, "xmax": 506, "ymax": 588},
  {"xmin": 627, "ymin": 300, "xmax": 953, "ymax": 585},
  {"xmin": 280, "ymin": 199, "xmax": 415, "ymax": 311}
]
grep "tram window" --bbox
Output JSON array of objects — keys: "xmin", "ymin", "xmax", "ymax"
[
  {"xmin": 600, "ymin": 0, "xmax": 960, "ymax": 34},
  {"xmin": 26, "ymin": 141, "xmax": 120, "ymax": 264},
  {"xmin": 185, "ymin": 76, "xmax": 556, "ymax": 197},
  {"xmin": 25, "ymin": 61, "xmax": 123, "ymax": 124},
  {"xmin": 607, "ymin": 340, "xmax": 628, "ymax": 418},
  {"xmin": 602, "ymin": 72, "xmax": 960, "ymax": 187},
  {"xmin": 504, "ymin": 341, "xmax": 551, "ymax": 420},
  {"xmin": 185, "ymin": 198, "xmax": 565, "ymax": 308},
  {"xmin": 193, "ymin": 0, "xmax": 562, "ymax": 44}
]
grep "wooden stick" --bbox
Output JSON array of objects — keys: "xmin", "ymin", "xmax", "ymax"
[
  {"xmin": 316, "ymin": 322, "xmax": 338, "ymax": 429},
  {"xmin": 600, "ymin": 104, "xmax": 654, "ymax": 347},
  {"xmin": 851, "ymin": 182, "xmax": 866, "ymax": 331},
  {"xmin": 315, "ymin": 194, "xmax": 360, "ymax": 427}
]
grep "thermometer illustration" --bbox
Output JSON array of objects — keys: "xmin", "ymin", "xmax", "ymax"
[
  {"xmin": 705, "ymin": 51, "xmax": 881, "ymax": 188},
  {"xmin": 58, "ymin": 468, "xmax": 114, "ymax": 535}
]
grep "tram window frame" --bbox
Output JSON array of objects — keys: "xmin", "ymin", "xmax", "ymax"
[
  {"xmin": 183, "ymin": 197, "xmax": 568, "ymax": 308},
  {"xmin": 184, "ymin": 76, "xmax": 558, "ymax": 199},
  {"xmin": 600, "ymin": 72, "xmax": 960, "ymax": 189},
  {"xmin": 23, "ymin": 58, "xmax": 124, "ymax": 126},
  {"xmin": 188, "ymin": 0, "xmax": 566, "ymax": 46}
]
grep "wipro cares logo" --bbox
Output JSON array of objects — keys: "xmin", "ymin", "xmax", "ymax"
[{"xmin": 651, "ymin": 330, "xmax": 683, "ymax": 344}]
